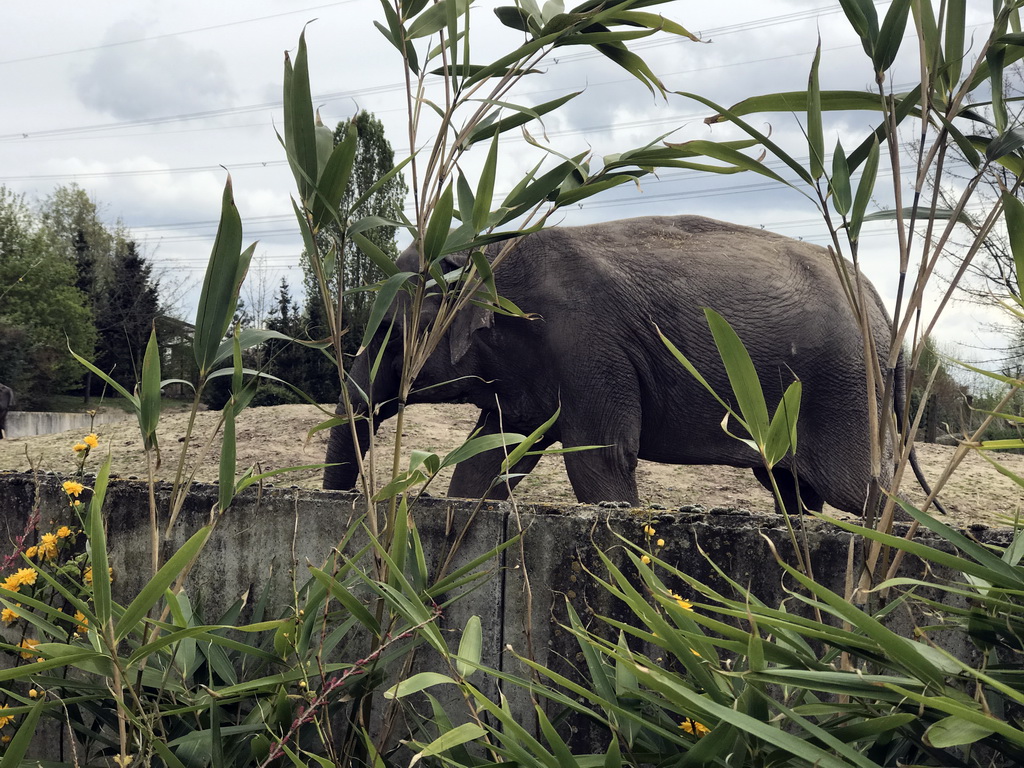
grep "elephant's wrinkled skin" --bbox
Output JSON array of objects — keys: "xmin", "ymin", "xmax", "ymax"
[
  {"xmin": 0, "ymin": 383, "xmax": 13, "ymax": 440},
  {"xmin": 324, "ymin": 215, "xmax": 905, "ymax": 515}
]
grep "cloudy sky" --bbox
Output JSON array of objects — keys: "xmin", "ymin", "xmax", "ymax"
[{"xmin": 1, "ymin": 1, "xmax": 1010, "ymax": 363}]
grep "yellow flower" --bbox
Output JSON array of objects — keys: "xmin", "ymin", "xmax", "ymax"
[
  {"xmin": 0, "ymin": 576, "xmax": 19, "ymax": 593},
  {"xmin": 72, "ymin": 443, "xmax": 88, "ymax": 453},
  {"xmin": 73, "ymin": 611, "xmax": 89, "ymax": 630},
  {"xmin": 84, "ymin": 567, "xmax": 112, "ymax": 586},
  {"xmin": 83, "ymin": 434, "xmax": 99, "ymax": 449},
  {"xmin": 656, "ymin": 538, "xmax": 665, "ymax": 547},
  {"xmin": 28, "ymin": 689, "xmax": 38, "ymax": 699},
  {"xmin": 0, "ymin": 709, "xmax": 12, "ymax": 728},
  {"xmin": 643, "ymin": 524, "xmax": 656, "ymax": 537},
  {"xmin": 56, "ymin": 526, "xmax": 72, "ymax": 539},
  {"xmin": 0, "ymin": 608, "xmax": 17, "ymax": 625},
  {"xmin": 18, "ymin": 638, "xmax": 38, "ymax": 660},
  {"xmin": 13, "ymin": 568, "xmax": 36, "ymax": 587},
  {"xmin": 640, "ymin": 555, "xmax": 651, "ymax": 565},
  {"xmin": 62, "ymin": 480, "xmax": 85, "ymax": 497},
  {"xmin": 24, "ymin": 546, "xmax": 37, "ymax": 559},
  {"xmin": 37, "ymin": 534, "xmax": 58, "ymax": 562},
  {"xmin": 679, "ymin": 719, "xmax": 710, "ymax": 737},
  {"xmin": 666, "ymin": 590, "xmax": 693, "ymax": 611}
]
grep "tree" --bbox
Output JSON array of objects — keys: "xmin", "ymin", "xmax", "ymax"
[
  {"xmin": 95, "ymin": 239, "xmax": 160, "ymax": 390},
  {"xmin": 301, "ymin": 110, "xmax": 407, "ymax": 357},
  {"xmin": 0, "ymin": 187, "xmax": 96, "ymax": 405}
]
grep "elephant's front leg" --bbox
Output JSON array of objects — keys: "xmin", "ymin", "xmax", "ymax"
[
  {"xmin": 447, "ymin": 410, "xmax": 554, "ymax": 500},
  {"xmin": 559, "ymin": 398, "xmax": 642, "ymax": 505}
]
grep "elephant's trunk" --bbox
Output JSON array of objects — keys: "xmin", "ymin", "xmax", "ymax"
[
  {"xmin": 322, "ymin": 350, "xmax": 399, "ymax": 491},
  {"xmin": 323, "ymin": 411, "xmax": 372, "ymax": 490}
]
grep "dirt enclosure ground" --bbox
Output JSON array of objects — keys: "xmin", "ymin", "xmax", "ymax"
[{"xmin": 0, "ymin": 403, "xmax": 1021, "ymax": 528}]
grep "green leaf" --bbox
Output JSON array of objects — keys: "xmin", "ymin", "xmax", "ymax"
[
  {"xmin": 830, "ymin": 139, "xmax": 852, "ymax": 216},
  {"xmin": 839, "ymin": 0, "xmax": 879, "ymax": 56},
  {"xmin": 351, "ymin": 231, "xmax": 401, "ymax": 278},
  {"xmin": 873, "ymin": 0, "xmax": 912, "ymax": 74},
  {"xmin": 308, "ymin": 567, "xmax": 380, "ymax": 635},
  {"xmin": 457, "ymin": 615, "xmax": 482, "ymax": 678},
  {"xmin": 283, "ymin": 30, "xmax": 318, "ymax": 203},
  {"xmin": 88, "ymin": 455, "xmax": 113, "ymax": 632},
  {"xmin": 0, "ymin": 697, "xmax": 46, "ymax": 768},
  {"xmin": 473, "ymin": 132, "xmax": 499, "ymax": 232},
  {"xmin": 409, "ymin": 722, "xmax": 486, "ymax": 765},
  {"xmin": 926, "ymin": 714, "xmax": 996, "ymax": 748},
  {"xmin": 193, "ymin": 176, "xmax": 254, "ymax": 376},
  {"xmin": 219, "ymin": 392, "xmax": 237, "ymax": 513},
  {"xmin": 358, "ymin": 271, "xmax": 415, "ymax": 353},
  {"xmin": 704, "ymin": 308, "xmax": 769, "ymax": 445},
  {"xmin": 849, "ymin": 136, "xmax": 879, "ymax": 243},
  {"xmin": 764, "ymin": 380, "xmax": 802, "ymax": 467},
  {"xmin": 1004, "ymin": 192, "xmax": 1024, "ymax": 300},
  {"xmin": 944, "ymin": 0, "xmax": 966, "ymax": 86},
  {"xmin": 407, "ymin": 0, "xmax": 468, "ymax": 39},
  {"xmin": 311, "ymin": 121, "xmax": 358, "ymax": 231},
  {"xmin": 423, "ymin": 182, "xmax": 455, "ymax": 264},
  {"xmin": 807, "ymin": 39, "xmax": 824, "ymax": 180},
  {"xmin": 115, "ymin": 525, "xmax": 213, "ymax": 642},
  {"xmin": 138, "ymin": 325, "xmax": 161, "ymax": 452},
  {"xmin": 384, "ymin": 671, "xmax": 457, "ymax": 699}
]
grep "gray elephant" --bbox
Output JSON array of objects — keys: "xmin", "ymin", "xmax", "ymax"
[
  {"xmin": 324, "ymin": 215, "xmax": 914, "ymax": 515},
  {"xmin": 0, "ymin": 383, "xmax": 13, "ymax": 440}
]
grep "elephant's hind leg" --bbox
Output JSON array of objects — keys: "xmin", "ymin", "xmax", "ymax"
[
  {"xmin": 752, "ymin": 466, "xmax": 824, "ymax": 515},
  {"xmin": 447, "ymin": 410, "xmax": 554, "ymax": 500}
]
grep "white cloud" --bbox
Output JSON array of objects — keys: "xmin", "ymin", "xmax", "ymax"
[{"xmin": 75, "ymin": 20, "xmax": 236, "ymax": 120}]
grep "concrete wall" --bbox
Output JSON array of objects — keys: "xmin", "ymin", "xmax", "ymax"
[
  {"xmin": 0, "ymin": 472, "xmax": 1007, "ymax": 753},
  {"xmin": 4, "ymin": 410, "xmax": 131, "ymax": 439}
]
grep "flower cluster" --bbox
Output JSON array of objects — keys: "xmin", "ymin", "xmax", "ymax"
[
  {"xmin": 678, "ymin": 718, "xmax": 711, "ymax": 738},
  {"xmin": 25, "ymin": 526, "xmax": 73, "ymax": 563},
  {"xmin": 72, "ymin": 433, "xmax": 99, "ymax": 455}
]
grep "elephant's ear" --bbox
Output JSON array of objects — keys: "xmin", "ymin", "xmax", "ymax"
[{"xmin": 450, "ymin": 301, "xmax": 493, "ymax": 365}]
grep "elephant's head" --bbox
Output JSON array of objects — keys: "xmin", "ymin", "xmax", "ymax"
[{"xmin": 322, "ymin": 247, "xmax": 494, "ymax": 490}]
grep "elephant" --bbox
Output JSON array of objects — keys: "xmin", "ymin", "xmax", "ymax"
[
  {"xmin": 324, "ymin": 215, "xmax": 920, "ymax": 516},
  {"xmin": 0, "ymin": 383, "xmax": 13, "ymax": 440}
]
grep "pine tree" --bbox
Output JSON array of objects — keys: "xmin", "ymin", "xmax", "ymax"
[{"xmin": 96, "ymin": 239, "xmax": 160, "ymax": 389}]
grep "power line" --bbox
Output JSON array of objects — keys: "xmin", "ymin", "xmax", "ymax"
[
  {"xmin": 0, "ymin": 3, "xmax": 890, "ymax": 144},
  {"xmin": 0, "ymin": 1, "xmax": 360, "ymax": 67}
]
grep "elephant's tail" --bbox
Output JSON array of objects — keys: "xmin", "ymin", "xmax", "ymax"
[{"xmin": 894, "ymin": 353, "xmax": 947, "ymax": 516}]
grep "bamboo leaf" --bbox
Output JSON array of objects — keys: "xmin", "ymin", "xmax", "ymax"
[
  {"xmin": 926, "ymin": 714, "xmax": 996, "ymax": 748},
  {"xmin": 115, "ymin": 525, "xmax": 213, "ymax": 642},
  {"xmin": 409, "ymin": 723, "xmax": 487, "ymax": 766},
  {"xmin": 139, "ymin": 325, "xmax": 161, "ymax": 452},
  {"xmin": 88, "ymin": 455, "xmax": 113, "ymax": 632},
  {"xmin": 807, "ymin": 39, "xmax": 824, "ymax": 180},
  {"xmin": 358, "ymin": 271, "xmax": 415, "ymax": 353},
  {"xmin": 351, "ymin": 231, "xmax": 401, "ymax": 277},
  {"xmin": 1003, "ymin": 192, "xmax": 1024, "ymax": 300},
  {"xmin": 831, "ymin": 139, "xmax": 852, "ymax": 216},
  {"xmin": 873, "ymin": 0, "xmax": 912, "ymax": 74},
  {"xmin": 423, "ymin": 182, "xmax": 454, "ymax": 264},
  {"xmin": 456, "ymin": 615, "xmax": 482, "ymax": 678},
  {"xmin": 384, "ymin": 671, "xmax": 457, "ymax": 699},
  {"xmin": 407, "ymin": 0, "xmax": 469, "ymax": 39},
  {"xmin": 283, "ymin": 30, "xmax": 318, "ymax": 202},
  {"xmin": 473, "ymin": 132, "xmax": 499, "ymax": 231},
  {"xmin": 704, "ymin": 308, "xmax": 769, "ymax": 445},
  {"xmin": 311, "ymin": 121, "xmax": 358, "ymax": 231},
  {"xmin": 0, "ymin": 697, "xmax": 45, "ymax": 768},
  {"xmin": 849, "ymin": 136, "xmax": 879, "ymax": 243},
  {"xmin": 944, "ymin": 0, "xmax": 966, "ymax": 86}
]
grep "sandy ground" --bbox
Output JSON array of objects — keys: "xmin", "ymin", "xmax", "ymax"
[{"xmin": 1, "ymin": 403, "xmax": 1021, "ymax": 528}]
